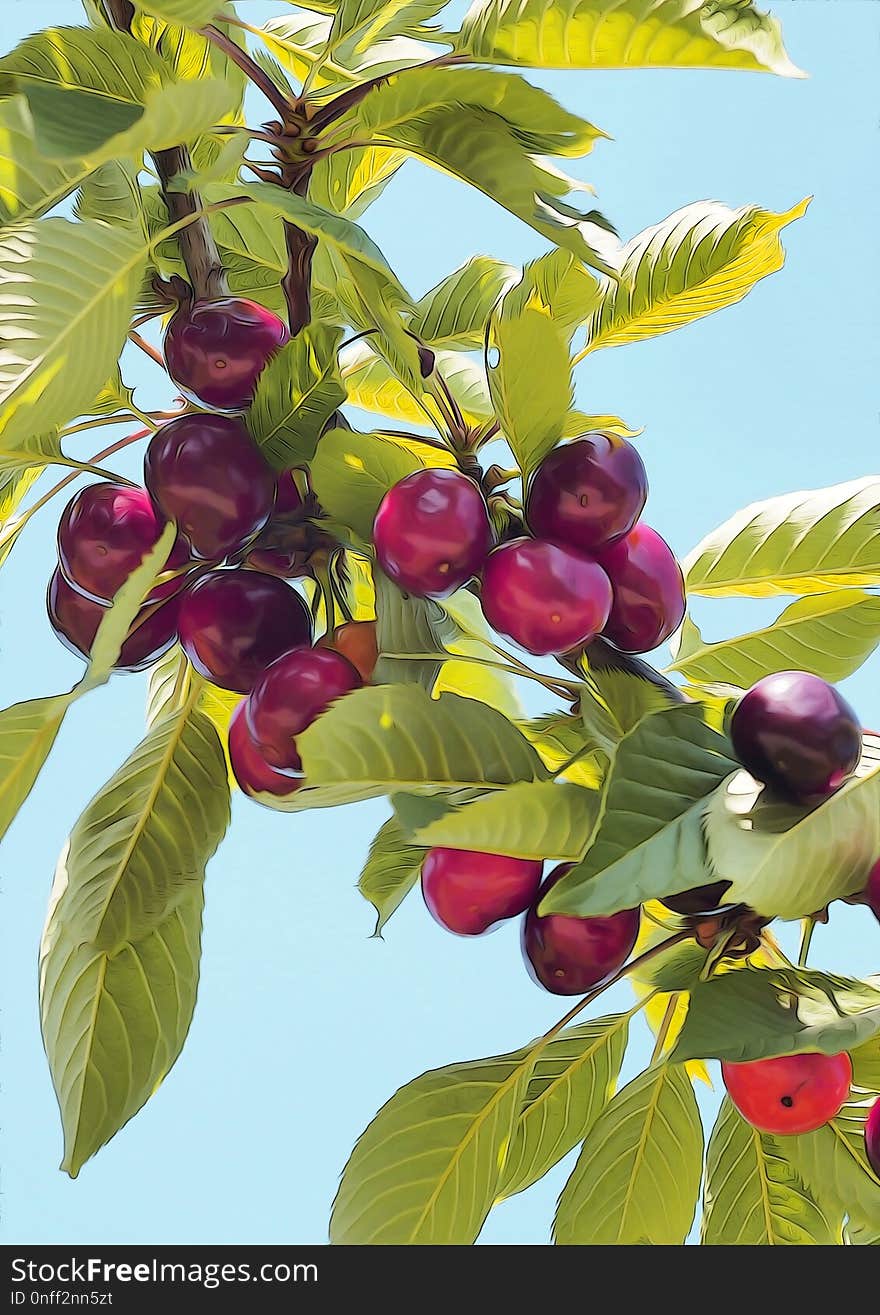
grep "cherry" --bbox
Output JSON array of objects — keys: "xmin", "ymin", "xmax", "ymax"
[
  {"xmin": 596, "ymin": 523, "xmax": 686, "ymax": 653},
  {"xmin": 373, "ymin": 468, "xmax": 492, "ymax": 598},
  {"xmin": 47, "ymin": 568, "xmax": 179, "ymax": 671},
  {"xmin": 245, "ymin": 471, "xmax": 307, "ymax": 578},
  {"xmin": 228, "ymin": 700, "xmax": 301, "ymax": 799},
  {"xmin": 164, "ymin": 297, "xmax": 289, "ymax": 411},
  {"xmin": 866, "ymin": 1098, "xmax": 880, "ymax": 1180},
  {"xmin": 178, "ymin": 570, "xmax": 312, "ymax": 693},
  {"xmin": 866, "ymin": 858, "xmax": 880, "ymax": 924},
  {"xmin": 421, "ymin": 848, "xmax": 543, "ymax": 936},
  {"xmin": 480, "ymin": 538, "xmax": 612, "ymax": 656},
  {"xmin": 144, "ymin": 415, "xmax": 276, "ymax": 561},
  {"xmin": 661, "ymin": 881, "xmax": 733, "ymax": 916},
  {"xmin": 522, "ymin": 863, "xmax": 639, "ymax": 994},
  {"xmin": 730, "ymin": 671, "xmax": 862, "ymax": 804},
  {"xmin": 319, "ymin": 620, "xmax": 379, "ymax": 683},
  {"xmin": 57, "ymin": 481, "xmax": 189, "ymax": 605},
  {"xmin": 722, "ymin": 1051, "xmax": 852, "ymax": 1135},
  {"xmin": 247, "ymin": 647, "xmax": 362, "ymax": 771},
  {"xmin": 526, "ymin": 434, "xmax": 648, "ymax": 552}
]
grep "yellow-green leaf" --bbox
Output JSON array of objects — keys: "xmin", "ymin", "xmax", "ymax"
[{"xmin": 0, "ymin": 694, "xmax": 72, "ymax": 844}]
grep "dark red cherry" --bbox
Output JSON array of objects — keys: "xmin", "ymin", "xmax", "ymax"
[
  {"xmin": 244, "ymin": 471, "xmax": 307, "ymax": 578},
  {"xmin": 722, "ymin": 1052, "xmax": 852, "ymax": 1135},
  {"xmin": 373, "ymin": 468, "xmax": 492, "ymax": 598},
  {"xmin": 596, "ymin": 523, "xmax": 686, "ymax": 653},
  {"xmin": 730, "ymin": 671, "xmax": 862, "ymax": 804},
  {"xmin": 318, "ymin": 620, "xmax": 379, "ymax": 683},
  {"xmin": 480, "ymin": 537, "xmax": 612, "ymax": 656},
  {"xmin": 57, "ymin": 481, "xmax": 189, "ymax": 604},
  {"xmin": 228, "ymin": 700, "xmax": 301, "ymax": 799},
  {"xmin": 144, "ymin": 415, "xmax": 276, "ymax": 560},
  {"xmin": 247, "ymin": 647, "xmax": 361, "ymax": 771},
  {"xmin": 866, "ymin": 1098, "xmax": 880, "ymax": 1179},
  {"xmin": 661, "ymin": 881, "xmax": 733, "ymax": 916},
  {"xmin": 522, "ymin": 863, "xmax": 639, "ymax": 994},
  {"xmin": 866, "ymin": 858, "xmax": 880, "ymax": 924},
  {"xmin": 177, "ymin": 570, "xmax": 311, "ymax": 693},
  {"xmin": 47, "ymin": 568, "xmax": 179, "ymax": 671},
  {"xmin": 164, "ymin": 297, "xmax": 289, "ymax": 411},
  {"xmin": 421, "ymin": 848, "xmax": 543, "ymax": 936},
  {"xmin": 526, "ymin": 434, "xmax": 648, "ymax": 552}
]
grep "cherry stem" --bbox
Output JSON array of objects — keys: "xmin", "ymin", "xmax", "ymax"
[
  {"xmin": 798, "ymin": 916, "xmax": 817, "ymax": 968},
  {"xmin": 202, "ymin": 24, "xmax": 293, "ymax": 121},
  {"xmin": 649, "ymin": 993, "xmax": 680, "ymax": 1064},
  {"xmin": 128, "ymin": 330, "xmax": 165, "ymax": 369}
]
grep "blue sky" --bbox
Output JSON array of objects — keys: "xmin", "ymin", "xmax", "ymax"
[{"xmin": 1, "ymin": 1, "xmax": 878, "ymax": 1245}]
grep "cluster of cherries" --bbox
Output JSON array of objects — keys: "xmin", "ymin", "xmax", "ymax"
[{"xmin": 373, "ymin": 432, "xmax": 687, "ymax": 657}]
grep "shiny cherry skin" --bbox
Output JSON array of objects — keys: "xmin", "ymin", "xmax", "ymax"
[
  {"xmin": 480, "ymin": 537, "xmax": 612, "ymax": 656},
  {"xmin": 145, "ymin": 415, "xmax": 276, "ymax": 561},
  {"xmin": 319, "ymin": 620, "xmax": 379, "ymax": 683},
  {"xmin": 421, "ymin": 849, "xmax": 543, "ymax": 936},
  {"xmin": 866, "ymin": 857, "xmax": 880, "ymax": 924},
  {"xmin": 866, "ymin": 1098, "xmax": 880, "ymax": 1179},
  {"xmin": 164, "ymin": 297, "xmax": 289, "ymax": 411},
  {"xmin": 228, "ymin": 700, "xmax": 302, "ymax": 799},
  {"xmin": 730, "ymin": 671, "xmax": 862, "ymax": 804},
  {"xmin": 526, "ymin": 434, "xmax": 648, "ymax": 552},
  {"xmin": 57, "ymin": 481, "xmax": 189, "ymax": 604},
  {"xmin": 247, "ymin": 647, "xmax": 361, "ymax": 770},
  {"xmin": 245, "ymin": 470, "xmax": 307, "ymax": 578},
  {"xmin": 522, "ymin": 863, "xmax": 639, "ymax": 995},
  {"xmin": 661, "ymin": 881, "xmax": 733, "ymax": 916},
  {"xmin": 596, "ymin": 523, "xmax": 686, "ymax": 654},
  {"xmin": 47, "ymin": 568, "xmax": 179, "ymax": 671},
  {"xmin": 722, "ymin": 1051, "xmax": 852, "ymax": 1135},
  {"xmin": 373, "ymin": 468, "xmax": 492, "ymax": 599},
  {"xmin": 177, "ymin": 570, "xmax": 312, "ymax": 693}
]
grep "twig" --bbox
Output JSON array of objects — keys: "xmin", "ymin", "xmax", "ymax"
[
  {"xmin": 201, "ymin": 23, "xmax": 293, "ymax": 121},
  {"xmin": 128, "ymin": 331, "xmax": 165, "ymax": 369}
]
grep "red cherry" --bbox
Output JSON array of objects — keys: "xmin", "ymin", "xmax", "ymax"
[
  {"xmin": 178, "ymin": 570, "xmax": 312, "ymax": 693},
  {"xmin": 57, "ymin": 481, "xmax": 189, "ymax": 604},
  {"xmin": 144, "ymin": 415, "xmax": 276, "ymax": 561},
  {"xmin": 318, "ymin": 620, "xmax": 379, "ymax": 684},
  {"xmin": 866, "ymin": 858, "xmax": 880, "ymax": 923},
  {"xmin": 526, "ymin": 434, "xmax": 648, "ymax": 552},
  {"xmin": 244, "ymin": 471, "xmax": 307, "ymax": 578},
  {"xmin": 164, "ymin": 297, "xmax": 289, "ymax": 411},
  {"xmin": 722, "ymin": 1051, "xmax": 852, "ymax": 1135},
  {"xmin": 596, "ymin": 523, "xmax": 686, "ymax": 654},
  {"xmin": 247, "ymin": 647, "xmax": 361, "ymax": 771},
  {"xmin": 228, "ymin": 700, "xmax": 301, "ymax": 799},
  {"xmin": 522, "ymin": 863, "xmax": 639, "ymax": 994},
  {"xmin": 730, "ymin": 671, "xmax": 862, "ymax": 804},
  {"xmin": 480, "ymin": 537, "xmax": 612, "ymax": 656},
  {"xmin": 421, "ymin": 848, "xmax": 543, "ymax": 936},
  {"xmin": 373, "ymin": 468, "xmax": 492, "ymax": 599},
  {"xmin": 866, "ymin": 1098, "xmax": 880, "ymax": 1180},
  {"xmin": 47, "ymin": 568, "xmax": 178, "ymax": 671}
]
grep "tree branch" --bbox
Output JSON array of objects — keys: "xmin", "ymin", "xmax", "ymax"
[
  {"xmin": 101, "ymin": 0, "xmax": 228, "ymax": 303},
  {"xmin": 281, "ymin": 172, "xmax": 317, "ymax": 336},
  {"xmin": 201, "ymin": 23, "xmax": 293, "ymax": 121}
]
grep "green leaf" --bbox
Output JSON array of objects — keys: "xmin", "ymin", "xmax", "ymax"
[
  {"xmin": 340, "ymin": 342, "xmax": 493, "ymax": 426},
  {"xmin": 519, "ymin": 712, "xmax": 604, "ymax": 789},
  {"xmin": 669, "ymin": 595, "xmax": 880, "ymax": 690},
  {"xmin": 373, "ymin": 568, "xmax": 444, "ymax": 692},
  {"xmin": 133, "ymin": 0, "xmax": 223, "ymax": 26},
  {"xmin": 499, "ymin": 1014, "xmax": 630, "ymax": 1200},
  {"xmin": 86, "ymin": 524, "xmax": 178, "ymax": 684},
  {"xmin": 852, "ymin": 1037, "xmax": 880, "ymax": 1093},
  {"xmin": 0, "ymin": 219, "xmax": 148, "ymax": 450},
  {"xmin": 684, "ymin": 477, "xmax": 880, "ymax": 598},
  {"xmin": 702, "ymin": 1099, "xmax": 836, "ymax": 1245},
  {"xmin": 49, "ymin": 701, "xmax": 230, "ymax": 953},
  {"xmin": 406, "ymin": 781, "xmax": 598, "ymax": 861},
  {"xmin": 410, "ymin": 256, "xmax": 515, "ymax": 350},
  {"xmin": 318, "ymin": 244, "xmax": 422, "ymax": 392},
  {"xmin": 311, "ymin": 144, "xmax": 405, "ymax": 220},
  {"xmin": 0, "ymin": 430, "xmax": 61, "ymax": 566},
  {"xmin": 290, "ymin": 685, "xmax": 547, "ymax": 808},
  {"xmin": 247, "ymin": 325, "xmax": 345, "ymax": 470},
  {"xmin": 0, "ymin": 695, "xmax": 72, "ymax": 844},
  {"xmin": 487, "ymin": 303, "xmax": 573, "ymax": 476},
  {"xmin": 330, "ymin": 1046, "xmax": 535, "ymax": 1243},
  {"xmin": 0, "ymin": 96, "xmax": 97, "ymax": 225},
  {"xmin": 84, "ymin": 365, "xmax": 137, "ymax": 418},
  {"xmin": 553, "ymin": 1064, "xmax": 703, "ymax": 1244},
  {"xmin": 356, "ymin": 814, "xmax": 423, "ymax": 936},
  {"xmin": 327, "ymin": 0, "xmax": 447, "ymax": 51},
  {"xmin": 581, "ymin": 197, "xmax": 809, "ymax": 353},
  {"xmin": 457, "ymin": 0, "xmax": 804, "ymax": 76},
  {"xmin": 41, "ymin": 880, "xmax": 205, "ymax": 1179},
  {"xmin": 540, "ymin": 704, "xmax": 738, "ymax": 918},
  {"xmin": 503, "ymin": 246, "xmax": 602, "ymax": 340},
  {"xmin": 784, "ymin": 1103, "xmax": 880, "ymax": 1231},
  {"xmin": 75, "ymin": 161, "xmax": 146, "ymax": 229},
  {"xmin": 672, "ymin": 968, "xmax": 880, "ymax": 1064},
  {"xmin": 705, "ymin": 738, "xmax": 880, "ymax": 919}
]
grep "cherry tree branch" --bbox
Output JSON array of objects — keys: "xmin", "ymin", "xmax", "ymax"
[{"xmin": 201, "ymin": 23, "xmax": 293, "ymax": 120}]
